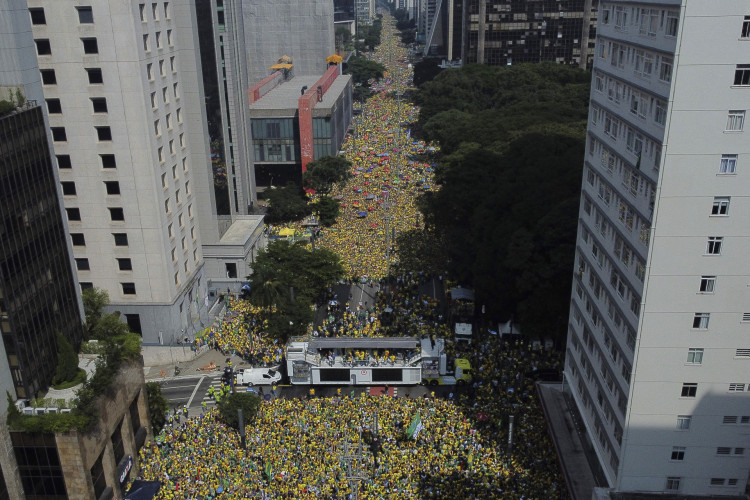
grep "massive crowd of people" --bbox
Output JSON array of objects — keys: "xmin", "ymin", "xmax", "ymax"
[{"xmin": 135, "ymin": 16, "xmax": 567, "ymax": 499}]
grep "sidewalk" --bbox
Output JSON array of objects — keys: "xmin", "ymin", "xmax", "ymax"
[{"xmin": 143, "ymin": 346, "xmax": 253, "ymax": 382}]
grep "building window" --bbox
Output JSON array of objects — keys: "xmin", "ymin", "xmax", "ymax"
[
  {"xmin": 173, "ymin": 82, "xmax": 179, "ymax": 98},
  {"xmin": 170, "ymin": 56, "xmax": 176, "ymax": 72},
  {"xmin": 178, "ymin": 213, "xmax": 183, "ymax": 228},
  {"xmin": 162, "ymin": 86, "xmax": 169, "ymax": 104},
  {"xmin": 154, "ymin": 120, "xmax": 161, "ymax": 136},
  {"xmin": 711, "ymin": 478, "xmax": 726, "ymax": 486},
  {"xmin": 665, "ymin": 11, "xmax": 679, "ymax": 37},
  {"xmin": 706, "ymin": 237, "xmax": 723, "ymax": 255},
  {"xmin": 654, "ymin": 100, "xmax": 667, "ymax": 126},
  {"xmin": 11, "ymin": 433, "xmax": 67, "ymax": 496},
  {"xmin": 86, "ymin": 67, "xmax": 103, "ymax": 84},
  {"xmin": 156, "ymin": 31, "xmax": 162, "ymax": 49},
  {"xmin": 719, "ymin": 154, "xmax": 737, "ymax": 174},
  {"xmin": 736, "ymin": 349, "xmax": 750, "ymax": 358},
  {"xmin": 659, "ymin": 57, "xmax": 673, "ymax": 83},
  {"xmin": 40, "ymin": 69, "xmax": 56, "ymax": 85},
  {"xmin": 71, "ymin": 233, "xmax": 86, "ymax": 246},
  {"xmin": 734, "ymin": 65, "xmax": 750, "ymax": 86},
  {"xmin": 164, "ymin": 2, "xmax": 170, "ymax": 18},
  {"xmin": 158, "ymin": 147, "xmax": 164, "ymax": 163},
  {"xmin": 113, "ymin": 233, "xmax": 128, "ymax": 246},
  {"xmin": 164, "ymin": 199, "xmax": 170, "ymax": 214},
  {"xmin": 743, "ymin": 16, "xmax": 750, "ymax": 38},
  {"xmin": 96, "ymin": 126, "xmax": 112, "ymax": 141},
  {"xmin": 726, "ymin": 110, "xmax": 745, "ymax": 131},
  {"xmin": 44, "ymin": 100, "xmax": 62, "ymax": 116},
  {"xmin": 139, "ymin": 3, "xmax": 146, "ymax": 22},
  {"xmin": 168, "ymin": 223, "xmax": 174, "ymax": 238},
  {"xmin": 670, "ymin": 446, "xmax": 685, "ymax": 461},
  {"xmin": 66, "ymin": 208, "xmax": 81, "ymax": 221},
  {"xmin": 159, "ymin": 59, "xmax": 165, "ymax": 77},
  {"xmin": 77, "ymin": 6, "xmax": 94, "ymax": 23},
  {"xmin": 699, "ymin": 276, "xmax": 716, "ymax": 293},
  {"xmin": 117, "ymin": 258, "xmax": 132, "ymax": 271},
  {"xmin": 80, "ymin": 282, "xmax": 93, "ymax": 291},
  {"xmin": 90, "ymin": 450, "xmax": 106, "ymax": 498},
  {"xmin": 109, "ymin": 207, "xmax": 125, "ymax": 221},
  {"xmin": 681, "ymin": 383, "xmax": 697, "ymax": 398},
  {"xmin": 728, "ymin": 383, "xmax": 746, "ymax": 392},
  {"xmin": 676, "ymin": 415, "xmax": 691, "ymax": 430},
  {"xmin": 35, "ymin": 39, "xmax": 51, "ymax": 55},
  {"xmin": 121, "ymin": 283, "xmax": 136, "ymax": 295},
  {"xmin": 167, "ymin": 29, "xmax": 173, "ymax": 46},
  {"xmin": 712, "ymin": 197, "xmax": 730, "ymax": 215},
  {"xmin": 174, "ymin": 272, "xmax": 180, "ymax": 286},
  {"xmin": 686, "ymin": 348, "xmax": 704, "ymax": 364},
  {"xmin": 665, "ymin": 477, "xmax": 680, "ymax": 491},
  {"xmin": 177, "ymin": 108, "xmax": 182, "ymax": 123},
  {"xmin": 693, "ymin": 313, "xmax": 710, "ymax": 329},
  {"xmin": 143, "ymin": 34, "xmax": 150, "ymax": 52},
  {"xmin": 166, "ymin": 113, "xmax": 172, "ymax": 129},
  {"xmin": 181, "ymin": 236, "xmax": 187, "ymax": 251},
  {"xmin": 91, "ymin": 97, "xmax": 107, "ymax": 113},
  {"xmin": 152, "ymin": 2, "xmax": 159, "ymax": 20},
  {"xmin": 104, "ymin": 181, "xmax": 120, "ymax": 195},
  {"xmin": 29, "ymin": 7, "xmax": 46, "ymax": 24},
  {"xmin": 82, "ymin": 38, "xmax": 99, "ymax": 54},
  {"xmin": 61, "ymin": 181, "xmax": 77, "ymax": 196},
  {"xmin": 51, "ymin": 127, "xmax": 67, "ymax": 142},
  {"xmin": 147, "ymin": 63, "xmax": 153, "ymax": 80},
  {"xmin": 75, "ymin": 258, "xmax": 90, "ymax": 271},
  {"xmin": 57, "ymin": 155, "xmax": 72, "ymax": 169},
  {"xmin": 101, "ymin": 154, "xmax": 116, "ymax": 169},
  {"xmin": 171, "ymin": 248, "xmax": 176, "ymax": 262}
]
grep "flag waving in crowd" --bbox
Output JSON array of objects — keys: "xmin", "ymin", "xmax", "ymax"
[{"xmin": 406, "ymin": 412, "xmax": 423, "ymax": 440}]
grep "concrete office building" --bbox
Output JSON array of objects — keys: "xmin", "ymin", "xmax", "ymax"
[
  {"xmin": 249, "ymin": 65, "xmax": 353, "ymax": 187},
  {"xmin": 565, "ymin": 1, "xmax": 750, "ymax": 495},
  {"xmin": 26, "ymin": 0, "xmax": 215, "ymax": 344}
]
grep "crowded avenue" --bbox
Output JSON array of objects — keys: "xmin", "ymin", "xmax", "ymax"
[{"xmin": 134, "ymin": 15, "xmax": 566, "ymax": 499}]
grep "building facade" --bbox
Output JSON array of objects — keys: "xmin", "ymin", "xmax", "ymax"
[
  {"xmin": 27, "ymin": 0, "xmax": 212, "ymax": 344},
  {"xmin": 422, "ymin": 0, "xmax": 598, "ymax": 68},
  {"xmin": 565, "ymin": 1, "xmax": 750, "ymax": 495}
]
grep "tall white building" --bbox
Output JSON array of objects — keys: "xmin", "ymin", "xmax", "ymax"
[
  {"xmin": 565, "ymin": 0, "xmax": 750, "ymax": 496},
  {"xmin": 27, "ymin": 0, "xmax": 211, "ymax": 343}
]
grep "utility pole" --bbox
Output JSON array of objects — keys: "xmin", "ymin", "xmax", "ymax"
[{"xmin": 339, "ymin": 432, "xmax": 370, "ymax": 500}]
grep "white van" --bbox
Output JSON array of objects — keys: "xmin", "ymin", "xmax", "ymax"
[{"xmin": 235, "ymin": 368, "xmax": 281, "ymax": 386}]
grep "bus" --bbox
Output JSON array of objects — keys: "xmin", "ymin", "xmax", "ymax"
[{"xmin": 286, "ymin": 336, "xmax": 430, "ymax": 385}]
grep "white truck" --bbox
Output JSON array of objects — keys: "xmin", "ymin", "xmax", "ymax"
[{"xmin": 234, "ymin": 367, "xmax": 281, "ymax": 386}]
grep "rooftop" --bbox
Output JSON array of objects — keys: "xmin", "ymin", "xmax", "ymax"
[
  {"xmin": 249, "ymin": 73, "xmax": 351, "ymax": 114},
  {"xmin": 219, "ymin": 215, "xmax": 265, "ymax": 245}
]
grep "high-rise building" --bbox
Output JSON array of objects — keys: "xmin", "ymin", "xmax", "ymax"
[
  {"xmin": 565, "ymin": 1, "xmax": 750, "ymax": 495},
  {"xmin": 422, "ymin": 0, "xmax": 598, "ymax": 68},
  {"xmin": 26, "ymin": 0, "xmax": 212, "ymax": 343}
]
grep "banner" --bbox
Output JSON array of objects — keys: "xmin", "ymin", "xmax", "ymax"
[
  {"xmin": 406, "ymin": 412, "xmax": 423, "ymax": 440},
  {"xmin": 264, "ymin": 462, "xmax": 273, "ymax": 482}
]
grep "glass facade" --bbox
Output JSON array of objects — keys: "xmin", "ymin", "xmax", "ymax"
[
  {"xmin": 251, "ymin": 118, "xmax": 298, "ymax": 163},
  {"xmin": 10, "ymin": 432, "xmax": 66, "ymax": 498},
  {"xmin": 0, "ymin": 105, "xmax": 83, "ymax": 399}
]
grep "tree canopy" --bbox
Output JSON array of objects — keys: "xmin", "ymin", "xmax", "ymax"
[
  {"xmin": 248, "ymin": 241, "xmax": 344, "ymax": 342},
  {"xmin": 414, "ymin": 63, "xmax": 590, "ymax": 342},
  {"xmin": 217, "ymin": 392, "xmax": 261, "ymax": 430},
  {"xmin": 312, "ymin": 195, "xmax": 341, "ymax": 227},
  {"xmin": 263, "ymin": 183, "xmax": 312, "ymax": 224},
  {"xmin": 303, "ymin": 155, "xmax": 352, "ymax": 194},
  {"xmin": 344, "ymin": 56, "xmax": 387, "ymax": 87},
  {"xmin": 81, "ymin": 287, "xmax": 132, "ymax": 340}
]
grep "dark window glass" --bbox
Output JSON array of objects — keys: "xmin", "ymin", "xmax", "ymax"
[
  {"xmin": 126, "ymin": 314, "xmax": 143, "ymax": 336},
  {"xmin": 35, "ymin": 39, "xmax": 51, "ymax": 55},
  {"xmin": 11, "ymin": 433, "xmax": 67, "ymax": 497},
  {"xmin": 46, "ymin": 98, "xmax": 62, "ymax": 114},
  {"xmin": 91, "ymin": 97, "xmax": 107, "ymax": 113},
  {"xmin": 41, "ymin": 69, "xmax": 56, "ymax": 85},
  {"xmin": 86, "ymin": 68, "xmax": 103, "ymax": 84},
  {"xmin": 109, "ymin": 207, "xmax": 124, "ymax": 221},
  {"xmin": 121, "ymin": 283, "xmax": 136, "ymax": 295},
  {"xmin": 117, "ymin": 258, "xmax": 132, "ymax": 271},
  {"xmin": 66, "ymin": 208, "xmax": 81, "ymax": 221},
  {"xmin": 71, "ymin": 233, "xmax": 86, "ymax": 246},
  {"xmin": 29, "ymin": 8, "xmax": 46, "ymax": 24},
  {"xmin": 56, "ymin": 155, "xmax": 72, "ymax": 169},
  {"xmin": 113, "ymin": 233, "xmax": 128, "ymax": 246},
  {"xmin": 80, "ymin": 282, "xmax": 93, "ymax": 291},
  {"xmin": 96, "ymin": 127, "xmax": 112, "ymax": 141},
  {"xmin": 50, "ymin": 127, "xmax": 66, "ymax": 142},
  {"xmin": 75, "ymin": 258, "xmax": 90, "ymax": 271},
  {"xmin": 105, "ymin": 181, "xmax": 120, "ymax": 195},
  {"xmin": 77, "ymin": 6, "xmax": 94, "ymax": 23},
  {"xmin": 101, "ymin": 154, "xmax": 116, "ymax": 169},
  {"xmin": 60, "ymin": 181, "xmax": 76, "ymax": 196},
  {"xmin": 82, "ymin": 38, "xmax": 98, "ymax": 54},
  {"xmin": 90, "ymin": 450, "xmax": 106, "ymax": 498}
]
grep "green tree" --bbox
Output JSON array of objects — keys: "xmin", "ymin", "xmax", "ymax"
[
  {"xmin": 82, "ymin": 287, "xmax": 109, "ymax": 338},
  {"xmin": 217, "ymin": 392, "xmax": 261, "ymax": 430},
  {"xmin": 248, "ymin": 241, "xmax": 343, "ymax": 341},
  {"xmin": 344, "ymin": 56, "xmax": 386, "ymax": 86},
  {"xmin": 303, "ymin": 155, "xmax": 351, "ymax": 194},
  {"xmin": 145, "ymin": 382, "xmax": 169, "ymax": 434},
  {"xmin": 313, "ymin": 195, "xmax": 340, "ymax": 227},
  {"xmin": 91, "ymin": 312, "xmax": 131, "ymax": 341},
  {"xmin": 264, "ymin": 183, "xmax": 312, "ymax": 224},
  {"xmin": 52, "ymin": 332, "xmax": 83, "ymax": 386}
]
